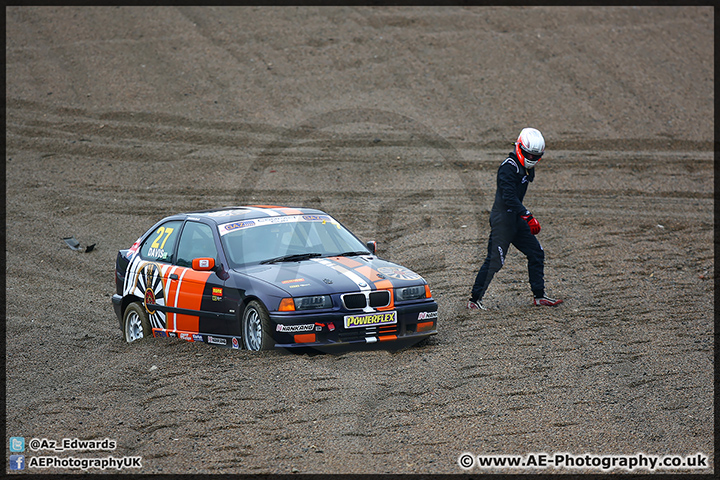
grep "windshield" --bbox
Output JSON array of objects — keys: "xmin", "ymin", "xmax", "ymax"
[{"xmin": 219, "ymin": 214, "xmax": 368, "ymax": 268}]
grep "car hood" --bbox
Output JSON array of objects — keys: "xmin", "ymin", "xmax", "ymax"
[{"xmin": 236, "ymin": 255, "xmax": 425, "ymax": 295}]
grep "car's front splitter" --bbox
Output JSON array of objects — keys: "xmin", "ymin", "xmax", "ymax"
[
  {"xmin": 273, "ymin": 329, "xmax": 437, "ymax": 351},
  {"xmin": 149, "ymin": 327, "xmax": 436, "ymax": 352}
]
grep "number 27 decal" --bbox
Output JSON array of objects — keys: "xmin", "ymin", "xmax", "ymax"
[{"xmin": 151, "ymin": 227, "xmax": 174, "ymax": 249}]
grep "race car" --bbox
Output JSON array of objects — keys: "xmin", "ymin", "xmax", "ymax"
[{"xmin": 112, "ymin": 205, "xmax": 438, "ymax": 352}]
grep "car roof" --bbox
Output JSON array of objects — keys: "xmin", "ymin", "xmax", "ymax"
[{"xmin": 174, "ymin": 205, "xmax": 328, "ymax": 225}]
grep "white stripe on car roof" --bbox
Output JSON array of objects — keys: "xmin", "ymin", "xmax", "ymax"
[{"xmin": 243, "ymin": 206, "xmax": 281, "ymax": 216}]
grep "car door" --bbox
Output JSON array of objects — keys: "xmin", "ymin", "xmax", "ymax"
[{"xmin": 166, "ymin": 221, "xmax": 227, "ymax": 338}]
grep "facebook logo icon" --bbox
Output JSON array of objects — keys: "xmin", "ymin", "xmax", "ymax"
[
  {"xmin": 9, "ymin": 437, "xmax": 25, "ymax": 452},
  {"xmin": 10, "ymin": 455, "xmax": 25, "ymax": 470}
]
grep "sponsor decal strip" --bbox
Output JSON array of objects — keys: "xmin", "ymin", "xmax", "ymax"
[
  {"xmin": 219, "ymin": 214, "xmax": 336, "ymax": 236},
  {"xmin": 276, "ymin": 323, "xmax": 315, "ymax": 333},
  {"xmin": 153, "ymin": 329, "xmax": 240, "ymax": 348},
  {"xmin": 178, "ymin": 331, "xmax": 195, "ymax": 342},
  {"xmin": 207, "ymin": 335, "xmax": 227, "ymax": 345}
]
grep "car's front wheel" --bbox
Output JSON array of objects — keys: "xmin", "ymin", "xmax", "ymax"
[
  {"xmin": 241, "ymin": 300, "xmax": 273, "ymax": 351},
  {"xmin": 123, "ymin": 302, "xmax": 152, "ymax": 343}
]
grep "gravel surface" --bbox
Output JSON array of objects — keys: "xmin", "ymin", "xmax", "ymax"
[{"xmin": 5, "ymin": 6, "xmax": 714, "ymax": 475}]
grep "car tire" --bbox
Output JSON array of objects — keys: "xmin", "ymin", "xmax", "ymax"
[
  {"xmin": 123, "ymin": 302, "xmax": 152, "ymax": 343},
  {"xmin": 241, "ymin": 300, "xmax": 274, "ymax": 351}
]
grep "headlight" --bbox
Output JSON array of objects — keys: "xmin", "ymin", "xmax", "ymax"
[
  {"xmin": 395, "ymin": 285, "xmax": 428, "ymax": 301},
  {"xmin": 294, "ymin": 295, "xmax": 332, "ymax": 310}
]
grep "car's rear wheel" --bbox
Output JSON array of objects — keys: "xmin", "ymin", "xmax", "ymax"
[
  {"xmin": 241, "ymin": 300, "xmax": 273, "ymax": 351},
  {"xmin": 123, "ymin": 302, "xmax": 152, "ymax": 343}
]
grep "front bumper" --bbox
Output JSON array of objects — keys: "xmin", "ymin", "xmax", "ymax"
[{"xmin": 269, "ymin": 300, "xmax": 438, "ymax": 349}]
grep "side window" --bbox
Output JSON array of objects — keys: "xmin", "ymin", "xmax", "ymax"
[
  {"xmin": 175, "ymin": 222, "xmax": 218, "ymax": 268},
  {"xmin": 140, "ymin": 221, "xmax": 182, "ymax": 263}
]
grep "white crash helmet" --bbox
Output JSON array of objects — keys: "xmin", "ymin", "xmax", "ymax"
[{"xmin": 515, "ymin": 127, "xmax": 545, "ymax": 168}]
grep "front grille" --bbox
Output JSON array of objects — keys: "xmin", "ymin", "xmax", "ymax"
[
  {"xmin": 341, "ymin": 290, "xmax": 391, "ymax": 310},
  {"xmin": 342, "ymin": 293, "xmax": 367, "ymax": 309},
  {"xmin": 369, "ymin": 291, "xmax": 391, "ymax": 307}
]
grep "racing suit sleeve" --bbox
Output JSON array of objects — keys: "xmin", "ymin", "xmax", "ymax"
[{"xmin": 497, "ymin": 161, "xmax": 527, "ymax": 215}]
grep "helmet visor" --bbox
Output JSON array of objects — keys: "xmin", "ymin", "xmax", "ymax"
[{"xmin": 520, "ymin": 147, "xmax": 543, "ymax": 162}]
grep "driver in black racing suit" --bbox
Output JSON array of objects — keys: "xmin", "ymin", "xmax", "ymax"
[{"xmin": 468, "ymin": 127, "xmax": 563, "ymax": 310}]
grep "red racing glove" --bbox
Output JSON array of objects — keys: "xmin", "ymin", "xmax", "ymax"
[{"xmin": 521, "ymin": 212, "xmax": 541, "ymax": 235}]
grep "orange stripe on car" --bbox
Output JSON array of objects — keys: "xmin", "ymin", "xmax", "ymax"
[
  {"xmin": 330, "ymin": 256, "xmax": 363, "ymax": 269},
  {"xmin": 354, "ymin": 266, "xmax": 385, "ymax": 283},
  {"xmin": 373, "ymin": 278, "xmax": 395, "ymax": 311},
  {"xmin": 174, "ymin": 269, "xmax": 211, "ymax": 333},
  {"xmin": 348, "ymin": 265, "xmax": 393, "ymax": 290}
]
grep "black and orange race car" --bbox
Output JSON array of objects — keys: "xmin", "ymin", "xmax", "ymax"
[{"xmin": 112, "ymin": 206, "xmax": 438, "ymax": 352}]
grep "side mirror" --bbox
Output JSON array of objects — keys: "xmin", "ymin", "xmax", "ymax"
[
  {"xmin": 366, "ymin": 241, "xmax": 377, "ymax": 255},
  {"xmin": 192, "ymin": 257, "xmax": 216, "ymax": 271}
]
